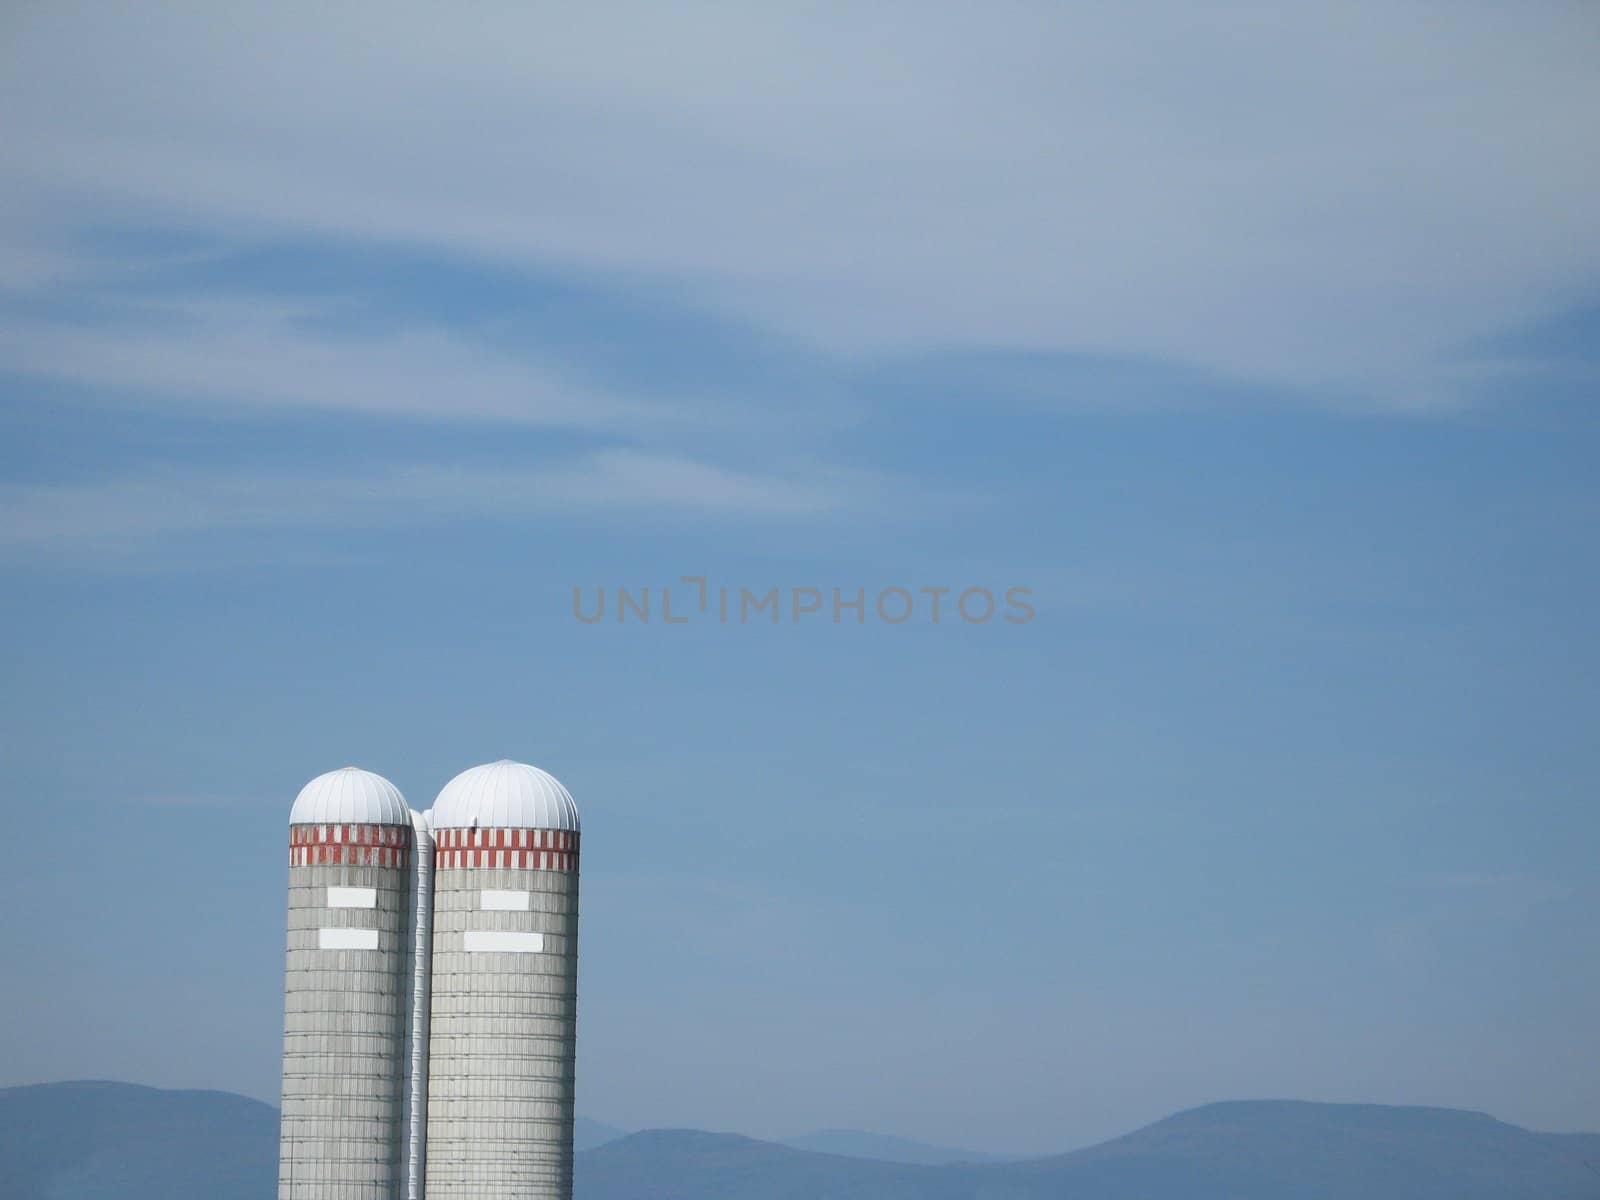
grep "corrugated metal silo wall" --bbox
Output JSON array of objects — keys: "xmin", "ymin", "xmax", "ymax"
[
  {"xmin": 280, "ymin": 824, "xmax": 412, "ymax": 1200},
  {"xmin": 425, "ymin": 829, "xmax": 580, "ymax": 1200}
]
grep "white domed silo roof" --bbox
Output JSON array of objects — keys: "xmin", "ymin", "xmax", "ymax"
[
  {"xmin": 431, "ymin": 760, "xmax": 580, "ymax": 831},
  {"xmin": 290, "ymin": 766, "xmax": 411, "ymax": 825}
]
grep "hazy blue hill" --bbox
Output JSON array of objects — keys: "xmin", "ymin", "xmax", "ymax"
[
  {"xmin": 1545, "ymin": 1132, "xmax": 1600, "ymax": 1168},
  {"xmin": 0, "ymin": 1080, "xmax": 278, "ymax": 1200},
  {"xmin": 6, "ymin": 1081, "xmax": 1600, "ymax": 1200},
  {"xmin": 573, "ymin": 1128, "xmax": 966, "ymax": 1199},
  {"xmin": 574, "ymin": 1116, "xmax": 628, "ymax": 1152},
  {"xmin": 576, "ymin": 1102, "xmax": 1600, "ymax": 1200},
  {"xmin": 1002, "ymin": 1100, "xmax": 1600, "ymax": 1200},
  {"xmin": 0, "ymin": 1081, "xmax": 627, "ymax": 1199},
  {"xmin": 782, "ymin": 1128, "xmax": 1021, "ymax": 1165}
]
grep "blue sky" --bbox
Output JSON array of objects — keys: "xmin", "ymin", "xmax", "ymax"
[{"xmin": 2, "ymin": 2, "xmax": 1598, "ymax": 1154}]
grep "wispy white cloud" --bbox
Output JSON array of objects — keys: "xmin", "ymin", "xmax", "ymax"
[
  {"xmin": 4, "ymin": 2, "xmax": 1597, "ymax": 408},
  {"xmin": 0, "ymin": 448, "xmax": 870, "ymax": 560},
  {"xmin": 0, "ymin": 295, "xmax": 667, "ymax": 429}
]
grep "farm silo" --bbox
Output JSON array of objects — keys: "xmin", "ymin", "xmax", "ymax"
[
  {"xmin": 424, "ymin": 759, "xmax": 582, "ymax": 1200},
  {"xmin": 279, "ymin": 766, "xmax": 415, "ymax": 1200}
]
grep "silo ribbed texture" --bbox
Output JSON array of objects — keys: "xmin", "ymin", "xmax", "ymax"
[
  {"xmin": 279, "ymin": 768, "xmax": 414, "ymax": 1200},
  {"xmin": 278, "ymin": 761, "xmax": 581, "ymax": 1200},
  {"xmin": 425, "ymin": 762, "xmax": 581, "ymax": 1200}
]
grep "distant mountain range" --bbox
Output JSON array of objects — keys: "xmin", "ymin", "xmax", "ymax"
[
  {"xmin": 780, "ymin": 1128, "xmax": 1021, "ymax": 1165},
  {"xmin": 582, "ymin": 1116, "xmax": 1012, "ymax": 1164},
  {"xmin": 572, "ymin": 1116, "xmax": 629, "ymax": 1153},
  {"xmin": 0, "ymin": 1081, "xmax": 277, "ymax": 1200},
  {"xmin": 4, "ymin": 1081, "xmax": 1597, "ymax": 1200}
]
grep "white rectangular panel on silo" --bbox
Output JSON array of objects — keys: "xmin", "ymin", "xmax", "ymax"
[
  {"xmin": 479, "ymin": 889, "xmax": 530, "ymax": 911},
  {"xmin": 327, "ymin": 886, "xmax": 378, "ymax": 908},
  {"xmin": 463, "ymin": 930, "xmax": 543, "ymax": 953},
  {"xmin": 319, "ymin": 927, "xmax": 380, "ymax": 950}
]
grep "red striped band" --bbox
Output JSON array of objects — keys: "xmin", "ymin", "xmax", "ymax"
[
  {"xmin": 433, "ymin": 827, "xmax": 579, "ymax": 872},
  {"xmin": 434, "ymin": 828, "xmax": 577, "ymax": 851},
  {"xmin": 288, "ymin": 822, "xmax": 413, "ymax": 868}
]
